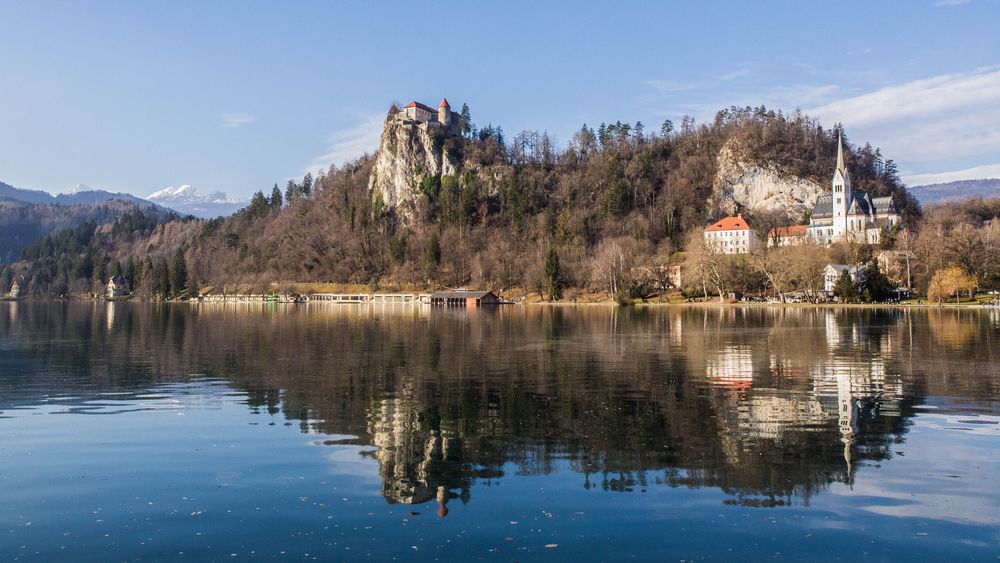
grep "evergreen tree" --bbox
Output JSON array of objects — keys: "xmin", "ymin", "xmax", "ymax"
[
  {"xmin": 543, "ymin": 248, "xmax": 563, "ymax": 301},
  {"xmin": 170, "ymin": 248, "xmax": 188, "ymax": 297},
  {"xmin": 424, "ymin": 233, "xmax": 441, "ymax": 281},
  {"xmin": 247, "ymin": 191, "xmax": 269, "ymax": 219},
  {"xmin": 460, "ymin": 103, "xmax": 473, "ymax": 137},
  {"xmin": 660, "ymin": 118, "xmax": 674, "ymax": 137},
  {"xmin": 302, "ymin": 173, "xmax": 313, "ymax": 197},
  {"xmin": 285, "ymin": 180, "xmax": 298, "ymax": 204},
  {"xmin": 833, "ymin": 270, "xmax": 858, "ymax": 302},
  {"xmin": 0, "ymin": 266, "xmax": 11, "ymax": 293},
  {"xmin": 861, "ymin": 260, "xmax": 895, "ymax": 302},
  {"xmin": 270, "ymin": 183, "xmax": 283, "ymax": 209}
]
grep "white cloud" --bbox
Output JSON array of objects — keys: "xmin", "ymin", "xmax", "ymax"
[
  {"xmin": 807, "ymin": 67, "xmax": 1000, "ymax": 127},
  {"xmin": 220, "ymin": 113, "xmax": 256, "ymax": 128},
  {"xmin": 934, "ymin": 0, "xmax": 970, "ymax": 5},
  {"xmin": 807, "ymin": 67, "xmax": 1000, "ymax": 182},
  {"xmin": 304, "ymin": 113, "xmax": 384, "ymax": 177},
  {"xmin": 903, "ymin": 162, "xmax": 1000, "ymax": 186}
]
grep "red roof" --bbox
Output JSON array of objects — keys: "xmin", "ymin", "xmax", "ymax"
[
  {"xmin": 439, "ymin": 98, "xmax": 450, "ymax": 107},
  {"xmin": 768, "ymin": 225, "xmax": 808, "ymax": 237},
  {"xmin": 704, "ymin": 215, "xmax": 752, "ymax": 232},
  {"xmin": 403, "ymin": 101, "xmax": 436, "ymax": 112}
]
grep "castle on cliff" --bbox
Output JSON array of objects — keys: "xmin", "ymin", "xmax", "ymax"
[{"xmin": 393, "ymin": 98, "xmax": 462, "ymax": 136}]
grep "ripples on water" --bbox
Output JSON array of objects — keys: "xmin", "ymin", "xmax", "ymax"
[{"xmin": 0, "ymin": 302, "xmax": 998, "ymax": 561}]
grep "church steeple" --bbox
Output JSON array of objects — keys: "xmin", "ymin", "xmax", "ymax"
[{"xmin": 835, "ymin": 132, "xmax": 847, "ymax": 179}]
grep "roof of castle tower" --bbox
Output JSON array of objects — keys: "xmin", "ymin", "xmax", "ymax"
[{"xmin": 439, "ymin": 98, "xmax": 450, "ymax": 107}]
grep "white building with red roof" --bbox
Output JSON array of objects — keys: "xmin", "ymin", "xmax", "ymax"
[{"xmin": 703, "ymin": 214, "xmax": 759, "ymax": 254}]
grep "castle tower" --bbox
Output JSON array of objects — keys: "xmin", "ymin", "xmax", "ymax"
[
  {"xmin": 438, "ymin": 98, "xmax": 451, "ymax": 127},
  {"xmin": 831, "ymin": 133, "xmax": 852, "ymax": 238}
]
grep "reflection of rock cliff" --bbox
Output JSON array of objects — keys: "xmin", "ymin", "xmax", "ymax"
[{"xmin": 10, "ymin": 303, "xmax": 983, "ymax": 509}]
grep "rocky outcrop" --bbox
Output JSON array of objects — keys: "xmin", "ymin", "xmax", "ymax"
[
  {"xmin": 369, "ymin": 111, "xmax": 462, "ymax": 219},
  {"xmin": 710, "ymin": 138, "xmax": 824, "ymax": 218}
]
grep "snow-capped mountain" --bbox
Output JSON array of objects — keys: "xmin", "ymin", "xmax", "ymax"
[{"xmin": 148, "ymin": 185, "xmax": 248, "ymax": 218}]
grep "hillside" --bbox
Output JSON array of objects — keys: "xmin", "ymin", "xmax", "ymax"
[
  {"xmin": 908, "ymin": 179, "xmax": 1000, "ymax": 204},
  {"xmin": 0, "ymin": 196, "xmax": 178, "ymax": 265},
  {"xmin": 8, "ymin": 104, "xmax": 920, "ymax": 297}
]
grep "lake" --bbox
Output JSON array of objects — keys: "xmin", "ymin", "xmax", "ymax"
[{"xmin": 1, "ymin": 302, "xmax": 998, "ymax": 561}]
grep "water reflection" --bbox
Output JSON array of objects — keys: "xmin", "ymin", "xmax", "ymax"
[{"xmin": 1, "ymin": 302, "xmax": 997, "ymax": 513}]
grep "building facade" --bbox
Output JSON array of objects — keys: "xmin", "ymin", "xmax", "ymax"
[
  {"xmin": 704, "ymin": 214, "xmax": 758, "ymax": 254},
  {"xmin": 807, "ymin": 134, "xmax": 900, "ymax": 245},
  {"xmin": 823, "ymin": 264, "xmax": 866, "ymax": 294},
  {"xmin": 107, "ymin": 274, "xmax": 131, "ymax": 298},
  {"xmin": 395, "ymin": 98, "xmax": 462, "ymax": 136}
]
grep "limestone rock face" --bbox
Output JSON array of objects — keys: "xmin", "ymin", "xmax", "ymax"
[
  {"xmin": 710, "ymin": 139, "xmax": 824, "ymax": 218},
  {"xmin": 369, "ymin": 112, "xmax": 462, "ymax": 219}
]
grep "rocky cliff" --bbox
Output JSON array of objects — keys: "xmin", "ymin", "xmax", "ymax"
[
  {"xmin": 368, "ymin": 111, "xmax": 462, "ymax": 219},
  {"xmin": 709, "ymin": 138, "xmax": 824, "ymax": 219}
]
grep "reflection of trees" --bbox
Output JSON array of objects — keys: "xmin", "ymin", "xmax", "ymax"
[{"xmin": 2, "ymin": 302, "xmax": 997, "ymax": 509}]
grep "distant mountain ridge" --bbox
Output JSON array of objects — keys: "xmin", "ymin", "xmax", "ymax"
[
  {"xmin": 908, "ymin": 178, "xmax": 1000, "ymax": 204},
  {"xmin": 0, "ymin": 180, "xmax": 157, "ymax": 207},
  {"xmin": 147, "ymin": 185, "xmax": 247, "ymax": 218}
]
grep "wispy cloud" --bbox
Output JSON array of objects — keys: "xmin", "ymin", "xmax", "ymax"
[
  {"xmin": 221, "ymin": 112, "xmax": 256, "ymax": 128},
  {"xmin": 719, "ymin": 68, "xmax": 751, "ymax": 81},
  {"xmin": 304, "ymin": 113, "xmax": 385, "ymax": 177},
  {"xmin": 643, "ymin": 79, "xmax": 702, "ymax": 94},
  {"xmin": 934, "ymin": 0, "xmax": 970, "ymax": 6},
  {"xmin": 807, "ymin": 67, "xmax": 1000, "ymax": 181},
  {"xmin": 807, "ymin": 67, "xmax": 1000, "ymax": 127},
  {"xmin": 903, "ymin": 163, "xmax": 1000, "ymax": 186}
]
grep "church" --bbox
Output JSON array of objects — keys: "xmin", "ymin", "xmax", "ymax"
[{"xmin": 806, "ymin": 134, "xmax": 900, "ymax": 245}]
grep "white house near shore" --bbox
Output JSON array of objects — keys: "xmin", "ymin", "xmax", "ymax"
[
  {"xmin": 703, "ymin": 214, "xmax": 758, "ymax": 254},
  {"xmin": 823, "ymin": 264, "xmax": 866, "ymax": 294}
]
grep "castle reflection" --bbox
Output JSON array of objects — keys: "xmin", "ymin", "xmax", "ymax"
[{"xmin": 2, "ymin": 303, "xmax": 997, "ymax": 510}]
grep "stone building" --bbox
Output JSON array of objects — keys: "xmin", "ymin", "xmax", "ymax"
[
  {"xmin": 395, "ymin": 98, "xmax": 462, "ymax": 136},
  {"xmin": 807, "ymin": 134, "xmax": 900, "ymax": 245}
]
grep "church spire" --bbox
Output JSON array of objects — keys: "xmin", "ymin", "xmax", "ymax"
[{"xmin": 836, "ymin": 132, "xmax": 847, "ymax": 177}]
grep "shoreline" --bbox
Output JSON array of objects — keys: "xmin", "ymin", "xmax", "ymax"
[{"xmin": 3, "ymin": 296, "xmax": 996, "ymax": 310}]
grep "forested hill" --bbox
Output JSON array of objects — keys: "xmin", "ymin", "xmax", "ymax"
[
  {"xmin": 0, "ymin": 198, "xmax": 178, "ymax": 265},
  {"xmin": 9, "ymin": 105, "xmax": 920, "ymax": 297}
]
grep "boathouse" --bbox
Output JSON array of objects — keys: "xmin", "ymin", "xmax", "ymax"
[{"xmin": 429, "ymin": 290, "xmax": 499, "ymax": 306}]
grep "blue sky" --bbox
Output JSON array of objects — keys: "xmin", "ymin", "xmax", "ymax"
[{"xmin": 1, "ymin": 0, "xmax": 998, "ymax": 199}]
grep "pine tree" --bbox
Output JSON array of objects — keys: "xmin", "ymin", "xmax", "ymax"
[
  {"xmin": 660, "ymin": 119, "xmax": 674, "ymax": 137},
  {"xmin": 460, "ymin": 103, "xmax": 473, "ymax": 137},
  {"xmin": 424, "ymin": 233, "xmax": 441, "ymax": 282},
  {"xmin": 543, "ymin": 248, "xmax": 563, "ymax": 301},
  {"xmin": 302, "ymin": 172, "xmax": 313, "ymax": 197},
  {"xmin": 833, "ymin": 270, "xmax": 858, "ymax": 302},
  {"xmin": 170, "ymin": 248, "xmax": 188, "ymax": 297},
  {"xmin": 270, "ymin": 183, "xmax": 283, "ymax": 209}
]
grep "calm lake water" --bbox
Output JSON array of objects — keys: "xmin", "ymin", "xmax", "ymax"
[{"xmin": 0, "ymin": 302, "xmax": 998, "ymax": 561}]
